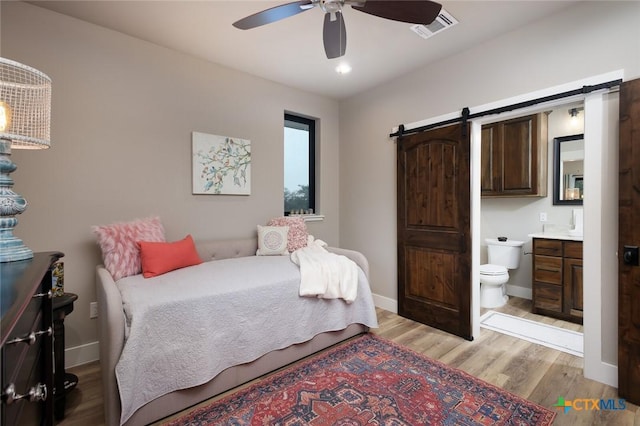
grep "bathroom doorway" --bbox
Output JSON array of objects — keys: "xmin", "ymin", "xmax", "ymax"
[
  {"xmin": 468, "ymin": 72, "xmax": 621, "ymax": 387},
  {"xmin": 477, "ymin": 101, "xmax": 585, "ymax": 358},
  {"xmin": 396, "ymin": 70, "xmax": 621, "ymax": 386}
]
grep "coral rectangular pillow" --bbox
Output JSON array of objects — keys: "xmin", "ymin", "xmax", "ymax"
[
  {"xmin": 138, "ymin": 235, "xmax": 203, "ymax": 278},
  {"xmin": 92, "ymin": 216, "xmax": 165, "ymax": 281},
  {"xmin": 267, "ymin": 216, "xmax": 308, "ymax": 252}
]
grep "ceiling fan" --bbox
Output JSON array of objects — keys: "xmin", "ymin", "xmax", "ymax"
[{"xmin": 233, "ymin": 0, "xmax": 442, "ymax": 59}]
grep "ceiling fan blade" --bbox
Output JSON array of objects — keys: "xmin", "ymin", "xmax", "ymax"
[
  {"xmin": 323, "ymin": 11, "xmax": 347, "ymax": 59},
  {"xmin": 233, "ymin": 1, "xmax": 314, "ymax": 30},
  {"xmin": 351, "ymin": 0, "xmax": 442, "ymax": 25}
]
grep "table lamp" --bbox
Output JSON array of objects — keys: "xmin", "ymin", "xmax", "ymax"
[{"xmin": 0, "ymin": 57, "xmax": 52, "ymax": 262}]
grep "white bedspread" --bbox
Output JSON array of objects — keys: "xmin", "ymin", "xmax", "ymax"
[
  {"xmin": 115, "ymin": 255, "xmax": 378, "ymax": 425},
  {"xmin": 290, "ymin": 239, "xmax": 358, "ymax": 302}
]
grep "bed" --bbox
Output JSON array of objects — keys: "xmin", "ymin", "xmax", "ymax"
[{"xmin": 96, "ymin": 237, "xmax": 378, "ymax": 426}]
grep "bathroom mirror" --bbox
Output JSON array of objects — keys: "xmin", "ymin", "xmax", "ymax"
[{"xmin": 553, "ymin": 134, "xmax": 584, "ymax": 205}]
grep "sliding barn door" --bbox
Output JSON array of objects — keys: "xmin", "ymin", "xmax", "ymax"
[
  {"xmin": 397, "ymin": 123, "xmax": 472, "ymax": 340},
  {"xmin": 619, "ymin": 77, "xmax": 640, "ymax": 405}
]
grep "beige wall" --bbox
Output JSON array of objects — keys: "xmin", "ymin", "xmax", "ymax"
[
  {"xmin": 339, "ymin": 1, "xmax": 639, "ymax": 301},
  {"xmin": 339, "ymin": 0, "xmax": 638, "ymax": 382},
  {"xmin": 1, "ymin": 1, "xmax": 341, "ymax": 362}
]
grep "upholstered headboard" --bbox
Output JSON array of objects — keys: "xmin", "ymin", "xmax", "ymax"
[
  {"xmin": 193, "ymin": 237, "xmax": 369, "ymax": 279},
  {"xmin": 195, "ymin": 237, "xmax": 258, "ymax": 261}
]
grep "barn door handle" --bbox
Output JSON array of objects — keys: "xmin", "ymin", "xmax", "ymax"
[{"xmin": 623, "ymin": 245, "xmax": 639, "ymax": 266}]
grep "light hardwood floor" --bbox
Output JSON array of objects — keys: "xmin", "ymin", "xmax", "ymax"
[{"xmin": 57, "ymin": 298, "xmax": 640, "ymax": 425}]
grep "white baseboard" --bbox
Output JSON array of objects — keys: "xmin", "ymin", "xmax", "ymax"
[
  {"xmin": 506, "ymin": 284, "xmax": 532, "ymax": 300},
  {"xmin": 65, "ymin": 341, "xmax": 100, "ymax": 368},
  {"xmin": 372, "ymin": 293, "xmax": 397, "ymax": 313},
  {"xmin": 585, "ymin": 361, "xmax": 618, "ymax": 388},
  {"xmin": 372, "ymin": 288, "xmax": 530, "ymax": 314}
]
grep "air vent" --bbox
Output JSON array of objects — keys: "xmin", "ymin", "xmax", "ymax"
[{"xmin": 410, "ymin": 9, "xmax": 458, "ymax": 39}]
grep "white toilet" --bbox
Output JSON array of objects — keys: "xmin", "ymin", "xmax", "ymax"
[{"xmin": 480, "ymin": 238, "xmax": 524, "ymax": 308}]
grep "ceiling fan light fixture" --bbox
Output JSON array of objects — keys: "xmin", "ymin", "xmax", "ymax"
[
  {"xmin": 320, "ymin": 0, "xmax": 343, "ymax": 14},
  {"xmin": 335, "ymin": 63, "xmax": 352, "ymax": 74}
]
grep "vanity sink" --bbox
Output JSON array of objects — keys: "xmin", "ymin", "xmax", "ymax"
[
  {"xmin": 528, "ymin": 231, "xmax": 583, "ymax": 241},
  {"xmin": 568, "ymin": 229, "xmax": 583, "ymax": 237}
]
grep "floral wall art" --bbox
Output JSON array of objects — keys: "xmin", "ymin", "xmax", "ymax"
[{"xmin": 192, "ymin": 132, "xmax": 251, "ymax": 195}]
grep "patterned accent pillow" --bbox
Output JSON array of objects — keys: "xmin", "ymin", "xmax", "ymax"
[
  {"xmin": 92, "ymin": 216, "xmax": 165, "ymax": 280},
  {"xmin": 267, "ymin": 216, "xmax": 308, "ymax": 252},
  {"xmin": 256, "ymin": 225, "xmax": 289, "ymax": 256}
]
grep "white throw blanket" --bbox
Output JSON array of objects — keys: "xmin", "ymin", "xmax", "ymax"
[{"xmin": 290, "ymin": 239, "xmax": 358, "ymax": 303}]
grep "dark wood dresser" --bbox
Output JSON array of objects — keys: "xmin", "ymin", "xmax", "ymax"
[{"xmin": 1, "ymin": 252, "xmax": 63, "ymax": 426}]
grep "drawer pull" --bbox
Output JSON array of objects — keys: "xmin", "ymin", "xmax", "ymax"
[
  {"xmin": 1, "ymin": 383, "xmax": 47, "ymax": 404},
  {"xmin": 537, "ymin": 266, "xmax": 561, "ymax": 273},
  {"xmin": 7, "ymin": 327, "xmax": 53, "ymax": 346},
  {"xmin": 33, "ymin": 289, "xmax": 53, "ymax": 299}
]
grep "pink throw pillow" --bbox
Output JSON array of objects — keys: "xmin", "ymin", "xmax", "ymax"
[
  {"xmin": 92, "ymin": 216, "xmax": 165, "ymax": 280},
  {"xmin": 138, "ymin": 235, "xmax": 203, "ymax": 278},
  {"xmin": 267, "ymin": 216, "xmax": 308, "ymax": 252}
]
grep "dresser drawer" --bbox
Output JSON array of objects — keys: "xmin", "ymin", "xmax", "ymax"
[
  {"xmin": 534, "ymin": 239, "xmax": 562, "ymax": 256},
  {"xmin": 533, "ymin": 283, "xmax": 562, "ymax": 312},
  {"xmin": 533, "ymin": 255, "xmax": 562, "ymax": 285},
  {"xmin": 6, "ymin": 287, "xmax": 46, "ymax": 346},
  {"xmin": 2, "ymin": 340, "xmax": 45, "ymax": 426},
  {"xmin": 564, "ymin": 241, "xmax": 583, "ymax": 259},
  {"xmin": 3, "ymin": 311, "xmax": 48, "ymax": 381}
]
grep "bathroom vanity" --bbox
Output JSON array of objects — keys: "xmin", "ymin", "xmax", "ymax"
[{"xmin": 530, "ymin": 235, "xmax": 583, "ymax": 324}]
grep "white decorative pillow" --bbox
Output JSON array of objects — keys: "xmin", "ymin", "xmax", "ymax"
[{"xmin": 256, "ymin": 225, "xmax": 289, "ymax": 256}]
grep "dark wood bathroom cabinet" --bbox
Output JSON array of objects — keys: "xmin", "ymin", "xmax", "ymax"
[
  {"xmin": 481, "ymin": 113, "xmax": 548, "ymax": 197},
  {"xmin": 532, "ymin": 238, "xmax": 583, "ymax": 324}
]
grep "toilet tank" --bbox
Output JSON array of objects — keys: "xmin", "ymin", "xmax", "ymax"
[{"xmin": 485, "ymin": 238, "xmax": 524, "ymax": 269}]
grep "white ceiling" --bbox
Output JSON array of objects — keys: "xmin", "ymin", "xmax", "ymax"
[{"xmin": 27, "ymin": 1, "xmax": 577, "ymax": 100}]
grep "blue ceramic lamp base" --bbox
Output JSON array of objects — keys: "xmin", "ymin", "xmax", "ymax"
[{"xmin": 0, "ymin": 139, "xmax": 33, "ymax": 263}]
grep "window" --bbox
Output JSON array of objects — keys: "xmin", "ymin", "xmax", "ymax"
[{"xmin": 284, "ymin": 113, "xmax": 315, "ymax": 215}]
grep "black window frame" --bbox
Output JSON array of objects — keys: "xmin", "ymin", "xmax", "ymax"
[{"xmin": 284, "ymin": 113, "xmax": 316, "ymax": 215}]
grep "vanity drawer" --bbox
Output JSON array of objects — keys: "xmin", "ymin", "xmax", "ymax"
[
  {"xmin": 533, "ymin": 255, "xmax": 562, "ymax": 285},
  {"xmin": 533, "ymin": 283, "xmax": 562, "ymax": 312},
  {"xmin": 534, "ymin": 239, "xmax": 562, "ymax": 256},
  {"xmin": 564, "ymin": 241, "xmax": 583, "ymax": 259}
]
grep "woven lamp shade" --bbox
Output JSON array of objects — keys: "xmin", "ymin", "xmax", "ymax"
[{"xmin": 0, "ymin": 57, "xmax": 51, "ymax": 149}]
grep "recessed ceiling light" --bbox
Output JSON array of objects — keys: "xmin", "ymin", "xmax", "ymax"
[{"xmin": 335, "ymin": 63, "xmax": 352, "ymax": 74}]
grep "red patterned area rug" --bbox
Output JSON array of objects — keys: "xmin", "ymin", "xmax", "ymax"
[{"xmin": 167, "ymin": 333, "xmax": 555, "ymax": 425}]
